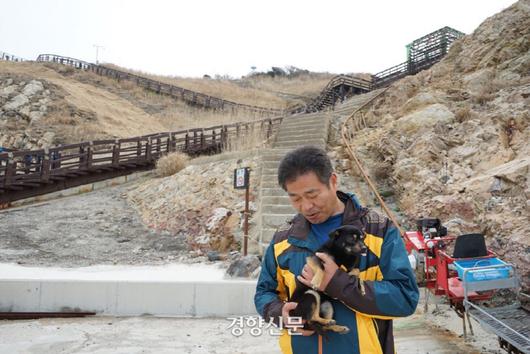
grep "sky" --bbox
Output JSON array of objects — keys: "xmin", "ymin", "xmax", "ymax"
[{"xmin": 0, "ymin": 0, "xmax": 517, "ymax": 78}]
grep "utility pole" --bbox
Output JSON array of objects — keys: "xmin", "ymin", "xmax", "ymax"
[{"xmin": 93, "ymin": 44, "xmax": 105, "ymax": 64}]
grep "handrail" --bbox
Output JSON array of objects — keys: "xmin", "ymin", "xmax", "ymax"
[
  {"xmin": 0, "ymin": 51, "xmax": 26, "ymax": 62},
  {"xmin": 340, "ymin": 87, "xmax": 405, "ymax": 235},
  {"xmin": 36, "ymin": 54, "xmax": 284, "ymax": 115},
  {"xmin": 306, "ymin": 74, "xmax": 373, "ymax": 112},
  {"xmin": 0, "ymin": 116, "xmax": 283, "ymax": 202}
]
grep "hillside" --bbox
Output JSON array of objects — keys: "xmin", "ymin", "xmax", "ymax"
[
  {"xmin": 335, "ymin": 0, "xmax": 529, "ymax": 288},
  {"xmin": 0, "ymin": 60, "xmax": 333, "ymax": 150}
]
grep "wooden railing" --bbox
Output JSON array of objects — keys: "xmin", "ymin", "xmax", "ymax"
[
  {"xmin": 0, "ymin": 51, "xmax": 26, "ymax": 62},
  {"xmin": 305, "ymin": 74, "xmax": 373, "ymax": 112},
  {"xmin": 36, "ymin": 54, "xmax": 284, "ymax": 116},
  {"xmin": 0, "ymin": 117, "xmax": 282, "ymax": 203}
]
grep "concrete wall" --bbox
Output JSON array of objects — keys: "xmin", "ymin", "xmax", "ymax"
[{"xmin": 0, "ymin": 279, "xmax": 258, "ymax": 317}]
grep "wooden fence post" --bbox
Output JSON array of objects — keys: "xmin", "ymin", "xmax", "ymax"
[
  {"xmin": 167, "ymin": 133, "xmax": 174, "ymax": 153},
  {"xmin": 112, "ymin": 139, "xmax": 120, "ymax": 166},
  {"xmin": 146, "ymin": 138, "xmax": 152, "ymax": 161},
  {"xmin": 87, "ymin": 141, "xmax": 93, "ymax": 169},
  {"xmin": 184, "ymin": 131, "xmax": 189, "ymax": 152},
  {"xmin": 4, "ymin": 153, "xmax": 16, "ymax": 189},
  {"xmin": 200, "ymin": 129, "xmax": 205, "ymax": 150},
  {"xmin": 40, "ymin": 149, "xmax": 50, "ymax": 182},
  {"xmin": 221, "ymin": 126, "xmax": 227, "ymax": 149}
]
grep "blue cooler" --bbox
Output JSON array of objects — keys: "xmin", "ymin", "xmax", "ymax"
[{"xmin": 454, "ymin": 257, "xmax": 511, "ymax": 282}]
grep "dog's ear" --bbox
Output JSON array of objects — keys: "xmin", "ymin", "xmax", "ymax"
[
  {"xmin": 328, "ymin": 229, "xmax": 340, "ymax": 238},
  {"xmin": 333, "ymin": 225, "xmax": 363, "ymax": 236}
]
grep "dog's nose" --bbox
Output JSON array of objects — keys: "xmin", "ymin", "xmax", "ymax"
[{"xmin": 360, "ymin": 245, "xmax": 368, "ymax": 256}]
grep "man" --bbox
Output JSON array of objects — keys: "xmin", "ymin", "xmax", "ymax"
[{"xmin": 254, "ymin": 145, "xmax": 418, "ymax": 354}]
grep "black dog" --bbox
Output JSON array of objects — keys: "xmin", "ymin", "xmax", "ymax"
[{"xmin": 288, "ymin": 225, "xmax": 368, "ymax": 335}]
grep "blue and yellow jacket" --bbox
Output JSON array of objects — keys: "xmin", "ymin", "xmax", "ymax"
[{"xmin": 254, "ymin": 191, "xmax": 419, "ymax": 354}]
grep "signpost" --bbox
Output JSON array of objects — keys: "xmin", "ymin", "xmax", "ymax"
[{"xmin": 234, "ymin": 167, "xmax": 250, "ymax": 256}]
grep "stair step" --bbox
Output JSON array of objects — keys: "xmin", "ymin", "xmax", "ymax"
[
  {"xmin": 275, "ymin": 139, "xmax": 327, "ymax": 148},
  {"xmin": 281, "ymin": 121, "xmax": 328, "ymax": 130},
  {"xmin": 278, "ymin": 127, "xmax": 326, "ymax": 135},
  {"xmin": 275, "ymin": 135, "xmax": 326, "ymax": 143},
  {"xmin": 262, "ymin": 214, "xmax": 296, "ymax": 228},
  {"xmin": 263, "ymin": 161, "xmax": 280, "ymax": 169},
  {"xmin": 275, "ymin": 133, "xmax": 325, "ymax": 141},
  {"xmin": 261, "ymin": 196, "xmax": 290, "ymax": 204},
  {"xmin": 261, "ymin": 180, "xmax": 279, "ymax": 188},
  {"xmin": 261, "ymin": 204, "xmax": 296, "ymax": 214},
  {"xmin": 274, "ymin": 140, "xmax": 326, "ymax": 148},
  {"xmin": 262, "ymin": 168, "xmax": 279, "ymax": 175},
  {"xmin": 261, "ymin": 188, "xmax": 286, "ymax": 197},
  {"xmin": 281, "ymin": 116, "xmax": 328, "ymax": 124}
]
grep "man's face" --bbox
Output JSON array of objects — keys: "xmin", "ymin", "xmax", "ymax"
[{"xmin": 285, "ymin": 171, "xmax": 339, "ymax": 224}]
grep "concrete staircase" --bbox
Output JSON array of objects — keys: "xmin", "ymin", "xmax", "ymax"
[
  {"xmin": 253, "ymin": 112, "xmax": 329, "ymax": 252},
  {"xmin": 253, "ymin": 91, "xmax": 386, "ymax": 254}
]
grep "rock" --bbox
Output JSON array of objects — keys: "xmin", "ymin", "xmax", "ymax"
[
  {"xmin": 402, "ymin": 92, "xmax": 438, "ymax": 113},
  {"xmin": 452, "ymin": 145, "xmax": 478, "ymax": 162},
  {"xmin": 206, "ymin": 208, "xmax": 231, "ymax": 231},
  {"xmin": 225, "ymin": 255, "xmax": 261, "ymax": 278},
  {"xmin": 0, "ymin": 85, "xmax": 17, "ymax": 98},
  {"xmin": 22, "ymin": 80, "xmax": 44, "ymax": 97},
  {"xmin": 396, "ymin": 104, "xmax": 455, "ymax": 134},
  {"xmin": 19, "ymin": 105, "xmax": 30, "ymax": 118},
  {"xmin": 462, "ymin": 69, "xmax": 495, "ymax": 96},
  {"xmin": 29, "ymin": 111, "xmax": 44, "ymax": 122},
  {"xmin": 4, "ymin": 94, "xmax": 29, "ymax": 111},
  {"xmin": 207, "ymin": 251, "xmax": 222, "ymax": 261}
]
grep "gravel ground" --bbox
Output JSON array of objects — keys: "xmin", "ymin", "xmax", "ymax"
[{"xmin": 0, "ymin": 180, "xmax": 189, "ymax": 267}]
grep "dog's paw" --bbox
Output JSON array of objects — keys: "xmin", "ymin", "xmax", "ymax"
[
  {"xmin": 340, "ymin": 326, "xmax": 350, "ymax": 334},
  {"xmin": 328, "ymin": 325, "xmax": 350, "ymax": 334}
]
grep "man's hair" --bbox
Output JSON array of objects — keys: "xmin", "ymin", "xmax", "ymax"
[{"xmin": 277, "ymin": 145, "xmax": 333, "ymax": 190}]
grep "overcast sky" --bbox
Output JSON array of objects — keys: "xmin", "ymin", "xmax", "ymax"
[{"xmin": 0, "ymin": 0, "xmax": 517, "ymax": 78}]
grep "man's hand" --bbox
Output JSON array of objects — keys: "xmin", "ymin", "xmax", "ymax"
[
  {"xmin": 281, "ymin": 302, "xmax": 314, "ymax": 336},
  {"xmin": 297, "ymin": 252, "xmax": 339, "ymax": 292}
]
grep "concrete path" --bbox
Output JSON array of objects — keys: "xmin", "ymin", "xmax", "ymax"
[{"xmin": 0, "ymin": 313, "xmax": 484, "ymax": 354}]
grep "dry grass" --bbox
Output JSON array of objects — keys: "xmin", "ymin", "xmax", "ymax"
[
  {"xmin": 155, "ymin": 151, "xmax": 190, "ymax": 177},
  {"xmin": 0, "ymin": 61, "xmax": 331, "ymax": 153},
  {"xmin": 224, "ymin": 125, "xmax": 269, "ymax": 153},
  {"xmin": 101, "ymin": 63, "xmax": 288, "ymax": 109},
  {"xmin": 454, "ymin": 106, "xmax": 473, "ymax": 123},
  {"xmin": 239, "ymin": 72, "xmax": 335, "ymax": 99}
]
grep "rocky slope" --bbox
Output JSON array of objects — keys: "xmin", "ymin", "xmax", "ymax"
[
  {"xmin": 127, "ymin": 153, "xmax": 261, "ymax": 257},
  {"xmin": 334, "ymin": 0, "xmax": 529, "ymax": 289},
  {"xmin": 0, "ymin": 61, "xmax": 168, "ymax": 150}
]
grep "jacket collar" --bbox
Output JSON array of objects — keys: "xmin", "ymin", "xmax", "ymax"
[{"xmin": 288, "ymin": 190, "xmax": 366, "ymax": 249}]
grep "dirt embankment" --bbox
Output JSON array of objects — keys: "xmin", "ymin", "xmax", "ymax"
[{"xmin": 0, "ymin": 61, "xmax": 169, "ymax": 150}]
